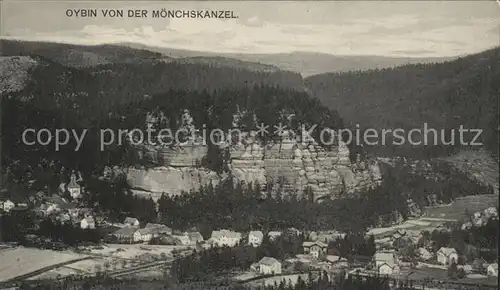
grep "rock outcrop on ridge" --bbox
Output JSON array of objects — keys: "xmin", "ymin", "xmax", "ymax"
[{"xmin": 127, "ymin": 124, "xmax": 382, "ymax": 201}]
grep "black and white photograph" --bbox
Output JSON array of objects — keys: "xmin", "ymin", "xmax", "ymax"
[{"xmin": 0, "ymin": 1, "xmax": 498, "ymax": 289}]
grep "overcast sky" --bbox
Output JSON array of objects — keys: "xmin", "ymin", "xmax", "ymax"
[{"xmin": 1, "ymin": 1, "xmax": 499, "ymax": 57}]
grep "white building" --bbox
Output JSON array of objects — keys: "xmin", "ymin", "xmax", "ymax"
[
  {"xmin": 268, "ymin": 231, "xmax": 282, "ymax": 241},
  {"xmin": 80, "ymin": 216, "xmax": 95, "ymax": 229},
  {"xmin": 210, "ymin": 230, "xmax": 242, "ymax": 247},
  {"xmin": 484, "ymin": 207, "xmax": 498, "ymax": 217},
  {"xmin": 67, "ymin": 172, "xmax": 82, "ymax": 199},
  {"xmin": 252, "ymin": 257, "xmax": 282, "ymax": 275},
  {"xmin": 187, "ymin": 232, "xmax": 204, "ymax": 245},
  {"xmin": 487, "ymin": 263, "xmax": 498, "ymax": 277},
  {"xmin": 437, "ymin": 247, "xmax": 458, "ymax": 266},
  {"xmin": 174, "ymin": 234, "xmax": 192, "ymax": 246},
  {"xmin": 124, "ymin": 217, "xmax": 140, "ymax": 227},
  {"xmin": 145, "ymin": 223, "xmax": 172, "ymax": 236},
  {"xmin": 248, "ymin": 231, "xmax": 264, "ymax": 247},
  {"xmin": 1, "ymin": 200, "xmax": 15, "ymax": 212},
  {"xmin": 379, "ymin": 263, "xmax": 392, "ymax": 275},
  {"xmin": 374, "ymin": 251, "xmax": 396, "ymax": 268},
  {"xmin": 134, "ymin": 228, "xmax": 154, "ymax": 243}
]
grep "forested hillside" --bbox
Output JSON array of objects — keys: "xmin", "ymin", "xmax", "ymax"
[
  {"xmin": 305, "ymin": 47, "xmax": 500, "ymax": 159},
  {"xmin": 1, "ymin": 55, "xmax": 340, "ymax": 185},
  {"xmin": 0, "ymin": 40, "xmax": 301, "ymax": 88},
  {"xmin": 0, "ymin": 39, "xmax": 164, "ymax": 66}
]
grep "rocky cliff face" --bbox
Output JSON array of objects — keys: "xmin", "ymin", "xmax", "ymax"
[
  {"xmin": 0, "ymin": 56, "xmax": 38, "ymax": 93},
  {"xmin": 229, "ymin": 133, "xmax": 382, "ymax": 200},
  {"xmin": 127, "ymin": 130, "xmax": 382, "ymax": 201}
]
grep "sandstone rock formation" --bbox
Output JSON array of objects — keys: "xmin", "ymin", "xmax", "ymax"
[{"xmin": 127, "ymin": 128, "xmax": 383, "ymax": 201}]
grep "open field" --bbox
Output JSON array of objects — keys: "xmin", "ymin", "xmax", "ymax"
[
  {"xmin": 88, "ymin": 243, "xmax": 193, "ymax": 259},
  {"xmin": 0, "ymin": 243, "xmax": 190, "ymax": 282},
  {"xmin": 422, "ymin": 194, "xmax": 498, "ymax": 221},
  {"xmin": 367, "ymin": 218, "xmax": 446, "ymax": 239},
  {"xmin": 0, "ymin": 247, "xmax": 88, "ymax": 282},
  {"xmin": 25, "ymin": 243, "xmax": 191, "ymax": 281}
]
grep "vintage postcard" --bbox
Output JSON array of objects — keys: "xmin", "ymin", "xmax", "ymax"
[{"xmin": 0, "ymin": 1, "xmax": 498, "ymax": 289}]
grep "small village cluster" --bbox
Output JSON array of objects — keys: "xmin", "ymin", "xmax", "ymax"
[{"xmin": 0, "ymin": 171, "xmax": 498, "ymax": 282}]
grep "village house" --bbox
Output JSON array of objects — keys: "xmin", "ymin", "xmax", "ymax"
[
  {"xmin": 210, "ymin": 230, "xmax": 242, "ymax": 247},
  {"xmin": 248, "ymin": 231, "xmax": 264, "ymax": 247},
  {"xmin": 1, "ymin": 199, "xmax": 15, "ymax": 212},
  {"xmin": 316, "ymin": 231, "xmax": 344, "ymax": 243},
  {"xmin": 251, "ymin": 257, "xmax": 282, "ymax": 275},
  {"xmin": 325, "ymin": 255, "xmax": 349, "ymax": 268},
  {"xmin": 134, "ymin": 228, "xmax": 154, "ymax": 243},
  {"xmin": 187, "ymin": 232, "xmax": 204, "ymax": 245},
  {"xmin": 416, "ymin": 247, "xmax": 433, "ymax": 261},
  {"xmin": 487, "ymin": 263, "xmax": 498, "ymax": 277},
  {"xmin": 303, "ymin": 241, "xmax": 328, "ymax": 259},
  {"xmin": 58, "ymin": 213, "xmax": 72, "ymax": 224},
  {"xmin": 41, "ymin": 195, "xmax": 73, "ymax": 215},
  {"xmin": 67, "ymin": 172, "xmax": 82, "ymax": 199},
  {"xmin": 391, "ymin": 229, "xmax": 406, "ymax": 241},
  {"xmin": 80, "ymin": 216, "xmax": 95, "ymax": 229},
  {"xmin": 374, "ymin": 251, "xmax": 396, "ymax": 268},
  {"xmin": 374, "ymin": 251, "xmax": 399, "ymax": 275},
  {"xmin": 379, "ymin": 262, "xmax": 400, "ymax": 275},
  {"xmin": 472, "ymin": 257, "xmax": 488, "ymax": 272},
  {"xmin": 145, "ymin": 223, "xmax": 172, "ymax": 236},
  {"xmin": 287, "ymin": 228, "xmax": 301, "ymax": 236},
  {"xmin": 268, "ymin": 231, "xmax": 282, "ymax": 241},
  {"xmin": 174, "ymin": 234, "xmax": 192, "ymax": 246},
  {"xmin": 111, "ymin": 227, "xmax": 136, "ymax": 243},
  {"xmin": 484, "ymin": 207, "xmax": 497, "ymax": 218},
  {"xmin": 16, "ymin": 202, "xmax": 28, "ymax": 209},
  {"xmin": 124, "ymin": 217, "xmax": 140, "ymax": 227},
  {"xmin": 437, "ymin": 247, "xmax": 458, "ymax": 266}
]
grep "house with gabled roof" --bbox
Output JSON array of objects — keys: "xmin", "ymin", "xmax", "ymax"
[
  {"xmin": 187, "ymin": 232, "xmax": 204, "ymax": 244},
  {"xmin": 210, "ymin": 230, "xmax": 242, "ymax": 247},
  {"xmin": 248, "ymin": 230, "xmax": 264, "ymax": 247},
  {"xmin": 124, "ymin": 217, "xmax": 140, "ymax": 227},
  {"xmin": 303, "ymin": 241, "xmax": 328, "ymax": 259},
  {"xmin": 251, "ymin": 257, "xmax": 282, "ymax": 275},
  {"xmin": 437, "ymin": 247, "xmax": 458, "ymax": 266},
  {"xmin": 374, "ymin": 251, "xmax": 399, "ymax": 275},
  {"xmin": 268, "ymin": 231, "xmax": 282, "ymax": 241},
  {"xmin": 80, "ymin": 216, "xmax": 95, "ymax": 229},
  {"xmin": 67, "ymin": 172, "xmax": 82, "ymax": 199},
  {"xmin": 487, "ymin": 263, "xmax": 498, "ymax": 277},
  {"xmin": 111, "ymin": 227, "xmax": 136, "ymax": 243},
  {"xmin": 42, "ymin": 195, "xmax": 73, "ymax": 215},
  {"xmin": 134, "ymin": 228, "xmax": 154, "ymax": 243},
  {"xmin": 145, "ymin": 223, "xmax": 172, "ymax": 236},
  {"xmin": 416, "ymin": 247, "xmax": 433, "ymax": 261},
  {"xmin": 1, "ymin": 199, "xmax": 15, "ymax": 212}
]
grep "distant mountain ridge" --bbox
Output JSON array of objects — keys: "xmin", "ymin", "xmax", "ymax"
[
  {"xmin": 0, "ymin": 39, "xmax": 285, "ymax": 74},
  {"xmin": 120, "ymin": 42, "xmax": 457, "ymax": 76}
]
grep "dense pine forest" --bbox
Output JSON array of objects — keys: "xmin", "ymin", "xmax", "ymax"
[
  {"xmin": 305, "ymin": 47, "xmax": 500, "ymax": 159},
  {"xmin": 154, "ymin": 160, "xmax": 494, "ymax": 234},
  {"xmin": 6, "ymin": 272, "xmax": 421, "ymax": 290}
]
